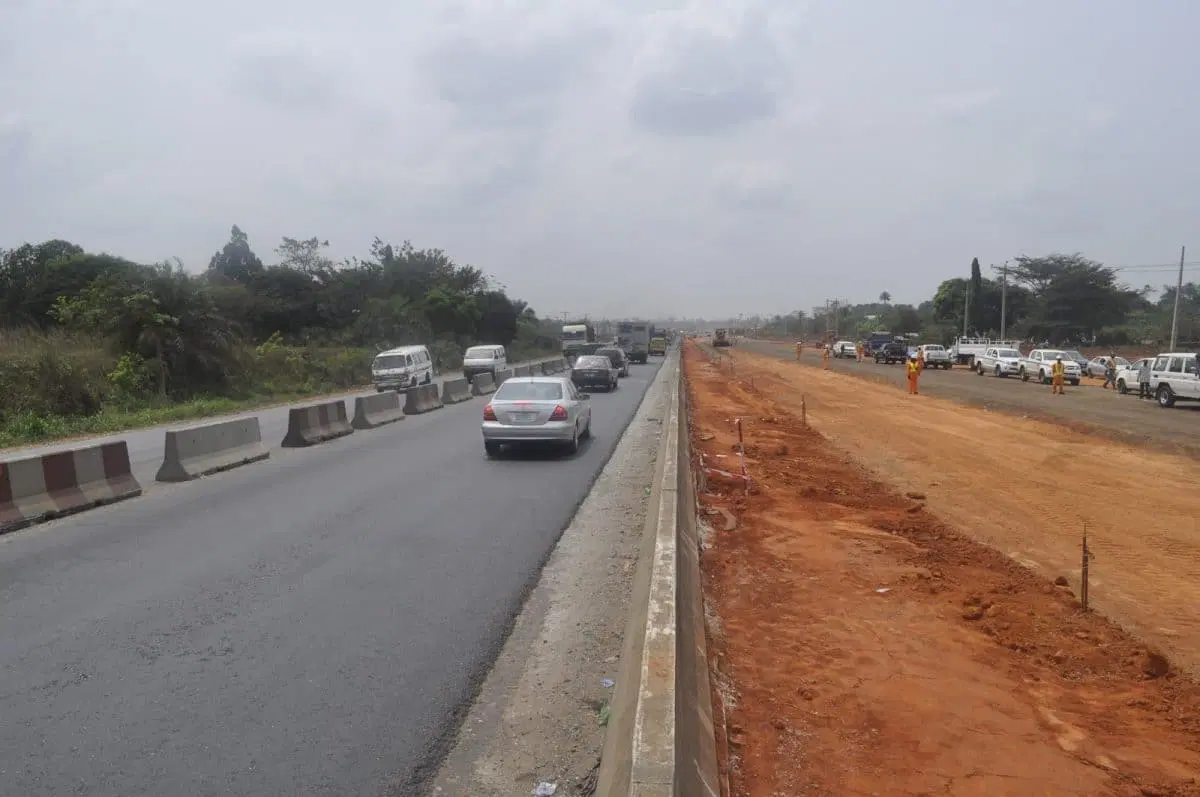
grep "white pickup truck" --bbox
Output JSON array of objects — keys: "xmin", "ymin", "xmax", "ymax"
[
  {"xmin": 949, "ymin": 336, "xmax": 1024, "ymax": 366},
  {"xmin": 975, "ymin": 346, "xmax": 1024, "ymax": 377},
  {"xmin": 1019, "ymin": 349, "xmax": 1081, "ymax": 385},
  {"xmin": 916, "ymin": 344, "xmax": 952, "ymax": 369}
]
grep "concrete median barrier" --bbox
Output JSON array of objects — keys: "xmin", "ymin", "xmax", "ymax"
[
  {"xmin": 352, "ymin": 391, "xmax": 407, "ymax": 429},
  {"xmin": 597, "ymin": 352, "xmax": 719, "ymax": 797},
  {"xmin": 471, "ymin": 372, "xmax": 497, "ymax": 396},
  {"xmin": 281, "ymin": 400, "xmax": 353, "ymax": 447},
  {"xmin": 156, "ymin": 418, "xmax": 269, "ymax": 482},
  {"xmin": 514, "ymin": 364, "xmax": 531, "ymax": 377},
  {"xmin": 441, "ymin": 377, "xmax": 472, "ymax": 404},
  {"xmin": 494, "ymin": 368, "xmax": 513, "ymax": 385},
  {"xmin": 403, "ymin": 383, "xmax": 444, "ymax": 415},
  {"xmin": 1, "ymin": 441, "xmax": 143, "ymax": 533}
]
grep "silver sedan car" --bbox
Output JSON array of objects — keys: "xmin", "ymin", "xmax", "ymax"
[{"xmin": 481, "ymin": 376, "xmax": 593, "ymax": 457}]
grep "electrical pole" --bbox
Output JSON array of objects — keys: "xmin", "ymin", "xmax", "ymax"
[
  {"xmin": 962, "ymin": 283, "xmax": 971, "ymax": 340},
  {"xmin": 1000, "ymin": 262, "xmax": 1008, "ymax": 340},
  {"xmin": 1170, "ymin": 245, "xmax": 1186, "ymax": 351}
]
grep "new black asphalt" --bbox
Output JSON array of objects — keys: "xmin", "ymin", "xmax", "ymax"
[{"xmin": 0, "ymin": 360, "xmax": 663, "ymax": 796}]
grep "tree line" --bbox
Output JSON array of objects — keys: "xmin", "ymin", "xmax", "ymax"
[
  {"xmin": 759, "ymin": 253, "xmax": 1200, "ymax": 346},
  {"xmin": 0, "ymin": 226, "xmax": 558, "ymax": 402}
]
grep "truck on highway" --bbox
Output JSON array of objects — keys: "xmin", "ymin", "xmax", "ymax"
[
  {"xmin": 561, "ymin": 322, "xmax": 596, "ymax": 360},
  {"xmin": 713, "ymin": 328, "xmax": 731, "ymax": 347},
  {"xmin": 649, "ymin": 335, "xmax": 667, "ymax": 356},
  {"xmin": 950, "ymin": 336, "xmax": 1024, "ymax": 367},
  {"xmin": 624, "ymin": 321, "xmax": 652, "ymax": 363},
  {"xmin": 616, "ymin": 321, "xmax": 635, "ymax": 356}
]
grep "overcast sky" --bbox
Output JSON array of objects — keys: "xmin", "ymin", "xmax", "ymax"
[{"xmin": 2, "ymin": 0, "xmax": 1198, "ymax": 319}]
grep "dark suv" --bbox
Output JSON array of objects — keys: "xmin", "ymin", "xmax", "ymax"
[
  {"xmin": 595, "ymin": 346, "xmax": 630, "ymax": 377},
  {"xmin": 571, "ymin": 355, "xmax": 619, "ymax": 392},
  {"xmin": 874, "ymin": 341, "xmax": 908, "ymax": 364}
]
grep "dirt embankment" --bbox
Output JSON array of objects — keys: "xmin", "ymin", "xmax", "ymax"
[{"xmin": 686, "ymin": 342, "xmax": 1200, "ymax": 797}]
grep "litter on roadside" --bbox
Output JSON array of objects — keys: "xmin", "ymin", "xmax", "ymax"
[{"xmin": 533, "ymin": 781, "xmax": 558, "ymax": 796}]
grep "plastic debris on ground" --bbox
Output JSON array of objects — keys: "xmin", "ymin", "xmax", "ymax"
[{"xmin": 533, "ymin": 781, "xmax": 558, "ymax": 796}]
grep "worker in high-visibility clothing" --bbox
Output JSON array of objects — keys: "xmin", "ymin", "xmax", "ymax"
[
  {"xmin": 795, "ymin": 341, "xmax": 803, "ymax": 360},
  {"xmin": 1051, "ymin": 355, "xmax": 1066, "ymax": 395},
  {"xmin": 822, "ymin": 344, "xmax": 830, "ymax": 370},
  {"xmin": 906, "ymin": 353, "xmax": 921, "ymax": 394},
  {"xmin": 855, "ymin": 342, "xmax": 864, "ymax": 362},
  {"xmin": 915, "ymin": 347, "xmax": 926, "ymax": 373}
]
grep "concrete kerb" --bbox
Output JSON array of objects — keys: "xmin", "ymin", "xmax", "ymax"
[
  {"xmin": 441, "ymin": 377, "xmax": 473, "ymax": 404},
  {"xmin": 281, "ymin": 400, "xmax": 354, "ymax": 447},
  {"xmin": 155, "ymin": 417, "xmax": 269, "ymax": 482},
  {"xmin": 403, "ymin": 383, "xmax": 444, "ymax": 415},
  {"xmin": 471, "ymin": 372, "xmax": 497, "ymax": 396},
  {"xmin": 352, "ymin": 391, "xmax": 407, "ymax": 430},
  {"xmin": 595, "ymin": 348, "xmax": 718, "ymax": 797}
]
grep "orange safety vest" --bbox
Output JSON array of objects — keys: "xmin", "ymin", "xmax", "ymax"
[
  {"xmin": 907, "ymin": 360, "xmax": 919, "ymax": 377},
  {"xmin": 1052, "ymin": 361, "xmax": 1065, "ymax": 377}
]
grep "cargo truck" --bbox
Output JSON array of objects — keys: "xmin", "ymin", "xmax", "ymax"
[
  {"xmin": 626, "ymin": 321, "xmax": 652, "ymax": 364},
  {"xmin": 561, "ymin": 322, "xmax": 595, "ymax": 360},
  {"xmin": 649, "ymin": 335, "xmax": 667, "ymax": 356}
]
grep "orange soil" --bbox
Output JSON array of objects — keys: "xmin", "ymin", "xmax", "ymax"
[{"xmin": 686, "ymin": 342, "xmax": 1200, "ymax": 797}]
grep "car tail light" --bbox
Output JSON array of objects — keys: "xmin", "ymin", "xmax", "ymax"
[
  {"xmin": 549, "ymin": 405, "xmax": 568, "ymax": 421},
  {"xmin": 483, "ymin": 404, "xmax": 497, "ymax": 421}
]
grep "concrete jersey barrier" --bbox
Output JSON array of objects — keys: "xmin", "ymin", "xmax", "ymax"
[
  {"xmin": 471, "ymin": 372, "xmax": 497, "ymax": 396},
  {"xmin": 596, "ymin": 352, "xmax": 719, "ymax": 797},
  {"xmin": 513, "ymin": 364, "xmax": 531, "ymax": 377},
  {"xmin": 352, "ymin": 391, "xmax": 406, "ymax": 429},
  {"xmin": 281, "ymin": 400, "xmax": 353, "ymax": 447},
  {"xmin": 156, "ymin": 418, "xmax": 269, "ymax": 482},
  {"xmin": 403, "ymin": 383, "xmax": 444, "ymax": 415},
  {"xmin": 441, "ymin": 377, "xmax": 472, "ymax": 404},
  {"xmin": 1, "ymin": 441, "xmax": 143, "ymax": 533},
  {"xmin": 494, "ymin": 368, "xmax": 514, "ymax": 385}
]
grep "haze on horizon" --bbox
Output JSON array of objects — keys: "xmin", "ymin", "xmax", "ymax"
[{"xmin": 2, "ymin": 0, "xmax": 1197, "ymax": 320}]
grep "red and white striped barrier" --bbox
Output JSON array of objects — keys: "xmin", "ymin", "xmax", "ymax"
[{"xmin": 0, "ymin": 442, "xmax": 143, "ymax": 533}]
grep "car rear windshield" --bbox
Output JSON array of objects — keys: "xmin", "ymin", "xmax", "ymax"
[
  {"xmin": 373, "ymin": 355, "xmax": 407, "ymax": 370},
  {"xmin": 464, "ymin": 347, "xmax": 494, "ymax": 359},
  {"xmin": 997, "ymin": 349, "xmax": 1020, "ymax": 358},
  {"xmin": 495, "ymin": 381, "xmax": 564, "ymax": 401}
]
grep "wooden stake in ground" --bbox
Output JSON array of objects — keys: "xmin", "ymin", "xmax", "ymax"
[
  {"xmin": 801, "ymin": 394, "xmax": 807, "ymax": 426},
  {"xmin": 734, "ymin": 417, "xmax": 748, "ymax": 492},
  {"xmin": 1081, "ymin": 522, "xmax": 1092, "ymax": 612}
]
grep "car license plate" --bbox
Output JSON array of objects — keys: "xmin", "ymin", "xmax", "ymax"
[{"xmin": 511, "ymin": 412, "xmax": 537, "ymax": 422}]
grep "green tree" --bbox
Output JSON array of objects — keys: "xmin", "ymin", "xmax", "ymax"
[
  {"xmin": 969, "ymin": 257, "xmax": 983, "ymax": 328},
  {"xmin": 207, "ymin": 225, "xmax": 264, "ymax": 284}
]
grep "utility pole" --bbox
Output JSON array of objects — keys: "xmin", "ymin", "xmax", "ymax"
[
  {"xmin": 962, "ymin": 283, "xmax": 971, "ymax": 339},
  {"xmin": 1000, "ymin": 262, "xmax": 1008, "ymax": 340},
  {"xmin": 1170, "ymin": 245, "xmax": 1186, "ymax": 351}
]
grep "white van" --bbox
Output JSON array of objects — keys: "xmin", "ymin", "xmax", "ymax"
[
  {"xmin": 372, "ymin": 345, "xmax": 434, "ymax": 391},
  {"xmin": 1148, "ymin": 352, "xmax": 1200, "ymax": 408},
  {"xmin": 461, "ymin": 345, "xmax": 507, "ymax": 383}
]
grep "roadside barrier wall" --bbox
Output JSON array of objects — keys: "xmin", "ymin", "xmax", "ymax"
[
  {"xmin": 471, "ymin": 373, "xmax": 497, "ymax": 396},
  {"xmin": 352, "ymin": 392, "xmax": 407, "ymax": 429},
  {"xmin": 514, "ymin": 364, "xmax": 531, "ymax": 377},
  {"xmin": 596, "ymin": 351, "xmax": 719, "ymax": 796},
  {"xmin": 156, "ymin": 418, "xmax": 269, "ymax": 482},
  {"xmin": 1, "ymin": 442, "xmax": 143, "ymax": 533},
  {"xmin": 281, "ymin": 400, "xmax": 353, "ymax": 447},
  {"xmin": 494, "ymin": 368, "xmax": 514, "ymax": 385},
  {"xmin": 441, "ymin": 377, "xmax": 472, "ymax": 405},
  {"xmin": 404, "ymin": 383, "xmax": 444, "ymax": 415}
]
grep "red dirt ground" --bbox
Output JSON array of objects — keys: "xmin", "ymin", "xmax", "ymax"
[{"xmin": 685, "ymin": 342, "xmax": 1200, "ymax": 797}]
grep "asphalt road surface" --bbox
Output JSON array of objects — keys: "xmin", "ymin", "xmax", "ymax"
[
  {"xmin": 0, "ymin": 358, "xmax": 664, "ymax": 797},
  {"xmin": 740, "ymin": 340, "xmax": 1199, "ymax": 456},
  {"xmin": 0, "ymin": 356, "xmax": 557, "ymax": 488}
]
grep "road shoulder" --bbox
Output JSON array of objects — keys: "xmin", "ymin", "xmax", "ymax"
[{"xmin": 427, "ymin": 358, "xmax": 672, "ymax": 796}]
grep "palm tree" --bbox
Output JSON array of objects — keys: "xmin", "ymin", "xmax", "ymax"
[{"xmin": 879, "ymin": 291, "xmax": 892, "ymax": 305}]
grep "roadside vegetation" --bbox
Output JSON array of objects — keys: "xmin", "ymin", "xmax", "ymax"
[
  {"xmin": 0, "ymin": 228, "xmax": 560, "ymax": 447},
  {"xmin": 758, "ymin": 253, "xmax": 1200, "ymax": 347}
]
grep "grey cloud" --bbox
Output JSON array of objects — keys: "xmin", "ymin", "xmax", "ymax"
[
  {"xmin": 629, "ymin": 14, "xmax": 788, "ymax": 136},
  {"xmin": 233, "ymin": 51, "xmax": 341, "ymax": 112},
  {"xmin": 420, "ymin": 29, "xmax": 610, "ymax": 128}
]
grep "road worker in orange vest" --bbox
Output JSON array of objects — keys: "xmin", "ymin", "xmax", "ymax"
[
  {"xmin": 855, "ymin": 342, "xmax": 864, "ymax": 362},
  {"xmin": 822, "ymin": 344, "xmax": 830, "ymax": 370},
  {"xmin": 916, "ymin": 347, "xmax": 926, "ymax": 373},
  {"xmin": 795, "ymin": 341, "xmax": 803, "ymax": 360},
  {"xmin": 1051, "ymin": 355, "xmax": 1066, "ymax": 395},
  {"xmin": 906, "ymin": 353, "xmax": 921, "ymax": 394}
]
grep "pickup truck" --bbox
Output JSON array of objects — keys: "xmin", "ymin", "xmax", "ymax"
[
  {"xmin": 713, "ymin": 328, "xmax": 731, "ymax": 347},
  {"xmin": 916, "ymin": 344, "xmax": 952, "ymax": 369},
  {"xmin": 873, "ymin": 341, "xmax": 908, "ymax": 365},
  {"xmin": 1019, "ymin": 349, "xmax": 1081, "ymax": 385},
  {"xmin": 975, "ymin": 346, "xmax": 1024, "ymax": 378}
]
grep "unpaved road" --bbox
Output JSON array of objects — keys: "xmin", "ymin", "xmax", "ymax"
[
  {"xmin": 740, "ymin": 339, "xmax": 1200, "ymax": 459},
  {"xmin": 685, "ymin": 343, "xmax": 1200, "ymax": 797}
]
